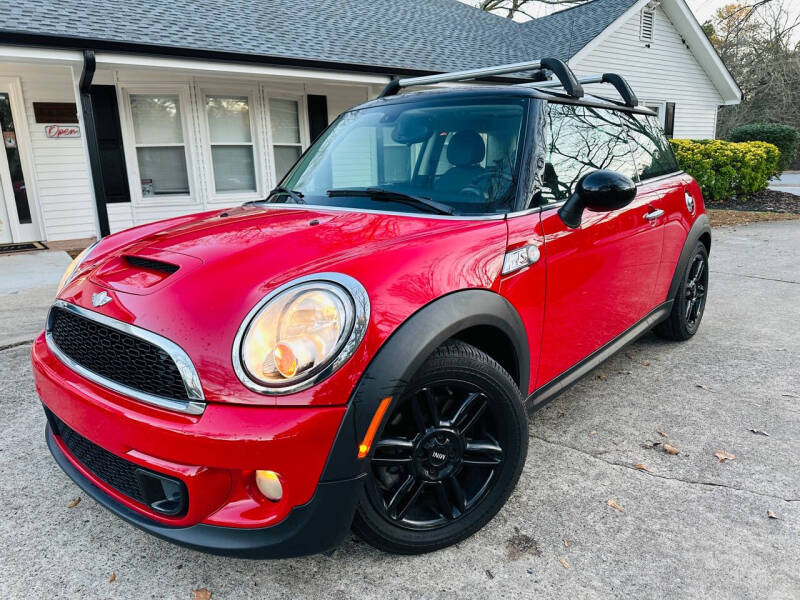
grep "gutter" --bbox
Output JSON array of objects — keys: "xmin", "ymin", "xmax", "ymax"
[
  {"xmin": 78, "ymin": 49, "xmax": 110, "ymax": 237},
  {"xmin": 0, "ymin": 30, "xmax": 539, "ymax": 84}
]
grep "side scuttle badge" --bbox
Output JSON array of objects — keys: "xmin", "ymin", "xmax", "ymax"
[{"xmin": 502, "ymin": 245, "xmax": 541, "ymax": 275}]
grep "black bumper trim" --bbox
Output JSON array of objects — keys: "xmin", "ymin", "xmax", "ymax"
[{"xmin": 46, "ymin": 424, "xmax": 365, "ymax": 559}]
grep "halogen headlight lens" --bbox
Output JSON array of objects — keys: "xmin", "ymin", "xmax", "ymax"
[
  {"xmin": 57, "ymin": 241, "xmax": 99, "ymax": 294},
  {"xmin": 235, "ymin": 276, "xmax": 369, "ymax": 393}
]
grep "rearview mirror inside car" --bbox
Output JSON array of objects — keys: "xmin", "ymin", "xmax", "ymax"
[{"xmin": 558, "ymin": 170, "xmax": 637, "ymax": 228}]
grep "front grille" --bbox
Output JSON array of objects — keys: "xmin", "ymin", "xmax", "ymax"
[
  {"xmin": 53, "ymin": 414, "xmax": 146, "ymax": 503},
  {"xmin": 49, "ymin": 306, "xmax": 189, "ymax": 401},
  {"xmin": 49, "ymin": 411, "xmax": 188, "ymax": 516}
]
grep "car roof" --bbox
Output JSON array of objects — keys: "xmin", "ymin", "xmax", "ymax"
[{"xmin": 352, "ymin": 85, "xmax": 657, "ymax": 116}]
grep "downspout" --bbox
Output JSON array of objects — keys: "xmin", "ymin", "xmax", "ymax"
[{"xmin": 79, "ymin": 49, "xmax": 110, "ymax": 237}]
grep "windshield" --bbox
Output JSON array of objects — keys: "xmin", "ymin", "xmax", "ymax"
[{"xmin": 275, "ymin": 96, "xmax": 528, "ymax": 215}]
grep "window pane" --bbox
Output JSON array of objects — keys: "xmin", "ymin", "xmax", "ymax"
[
  {"xmin": 211, "ymin": 145, "xmax": 256, "ymax": 192},
  {"xmin": 137, "ymin": 147, "xmax": 189, "ymax": 196},
  {"xmin": 626, "ymin": 114, "xmax": 680, "ymax": 180},
  {"xmin": 542, "ymin": 104, "xmax": 637, "ymax": 204},
  {"xmin": 206, "ymin": 96, "xmax": 252, "ymax": 143},
  {"xmin": 274, "ymin": 145, "xmax": 301, "ymax": 180},
  {"xmin": 130, "ymin": 95, "xmax": 183, "ymax": 144},
  {"xmin": 269, "ymin": 99, "xmax": 300, "ymax": 144}
]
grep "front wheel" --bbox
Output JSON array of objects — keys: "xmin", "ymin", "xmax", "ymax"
[
  {"xmin": 655, "ymin": 241, "xmax": 709, "ymax": 341},
  {"xmin": 352, "ymin": 341, "xmax": 528, "ymax": 554}
]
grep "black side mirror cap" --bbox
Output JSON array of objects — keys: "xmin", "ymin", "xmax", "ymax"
[{"xmin": 558, "ymin": 170, "xmax": 637, "ymax": 228}]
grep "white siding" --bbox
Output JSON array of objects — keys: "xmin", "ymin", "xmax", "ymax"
[
  {"xmin": 571, "ymin": 5, "xmax": 724, "ymax": 139},
  {"xmin": 0, "ymin": 63, "xmax": 97, "ymax": 241}
]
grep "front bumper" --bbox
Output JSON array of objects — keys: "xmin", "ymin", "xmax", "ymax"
[
  {"xmin": 33, "ymin": 334, "xmax": 364, "ymax": 557},
  {"xmin": 46, "ymin": 424, "xmax": 364, "ymax": 558}
]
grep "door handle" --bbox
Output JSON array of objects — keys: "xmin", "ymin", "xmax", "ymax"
[{"xmin": 644, "ymin": 209, "xmax": 664, "ymax": 221}]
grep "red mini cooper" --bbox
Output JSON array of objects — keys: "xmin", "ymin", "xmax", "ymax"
[{"xmin": 33, "ymin": 59, "xmax": 710, "ymax": 557}]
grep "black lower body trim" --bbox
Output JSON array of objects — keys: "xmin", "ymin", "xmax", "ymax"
[
  {"xmin": 526, "ymin": 301, "xmax": 672, "ymax": 411},
  {"xmin": 46, "ymin": 425, "xmax": 365, "ymax": 558}
]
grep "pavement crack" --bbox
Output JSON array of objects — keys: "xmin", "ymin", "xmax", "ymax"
[
  {"xmin": 710, "ymin": 270, "xmax": 800, "ymax": 285},
  {"xmin": 0, "ymin": 340, "xmax": 33, "ymax": 352},
  {"xmin": 529, "ymin": 433, "xmax": 799, "ymax": 503}
]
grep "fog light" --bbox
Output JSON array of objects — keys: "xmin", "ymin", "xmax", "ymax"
[{"xmin": 255, "ymin": 470, "xmax": 283, "ymax": 502}]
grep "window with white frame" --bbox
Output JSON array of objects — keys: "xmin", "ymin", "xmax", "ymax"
[
  {"xmin": 129, "ymin": 94, "xmax": 190, "ymax": 197},
  {"xmin": 269, "ymin": 98, "xmax": 303, "ymax": 180},
  {"xmin": 205, "ymin": 94, "xmax": 257, "ymax": 193}
]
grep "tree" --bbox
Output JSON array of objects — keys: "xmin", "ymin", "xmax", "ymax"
[
  {"xmin": 477, "ymin": 0, "xmax": 588, "ymax": 20},
  {"xmin": 704, "ymin": 1, "xmax": 800, "ymax": 142}
]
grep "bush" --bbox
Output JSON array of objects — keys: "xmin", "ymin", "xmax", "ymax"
[
  {"xmin": 669, "ymin": 139, "xmax": 780, "ymax": 201},
  {"xmin": 728, "ymin": 123, "xmax": 799, "ymax": 174}
]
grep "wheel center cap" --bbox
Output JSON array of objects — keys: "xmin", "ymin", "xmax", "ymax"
[{"xmin": 413, "ymin": 429, "xmax": 463, "ymax": 481}]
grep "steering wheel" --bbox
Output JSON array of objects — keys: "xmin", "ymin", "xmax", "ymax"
[{"xmin": 459, "ymin": 171, "xmax": 514, "ymax": 200}]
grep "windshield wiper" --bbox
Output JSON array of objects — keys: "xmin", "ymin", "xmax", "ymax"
[
  {"xmin": 268, "ymin": 187, "xmax": 306, "ymax": 204},
  {"xmin": 327, "ymin": 187, "xmax": 454, "ymax": 215}
]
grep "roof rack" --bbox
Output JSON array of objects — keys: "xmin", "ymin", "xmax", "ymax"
[
  {"xmin": 378, "ymin": 57, "xmax": 584, "ymax": 99},
  {"xmin": 521, "ymin": 73, "xmax": 639, "ymax": 107}
]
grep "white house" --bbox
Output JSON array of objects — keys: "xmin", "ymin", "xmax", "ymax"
[{"xmin": 0, "ymin": 0, "xmax": 740, "ymax": 246}]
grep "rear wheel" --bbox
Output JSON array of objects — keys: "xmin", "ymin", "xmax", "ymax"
[
  {"xmin": 352, "ymin": 341, "xmax": 528, "ymax": 554},
  {"xmin": 655, "ymin": 242, "xmax": 709, "ymax": 341}
]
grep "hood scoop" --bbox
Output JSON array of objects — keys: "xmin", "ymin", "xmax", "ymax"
[{"xmin": 90, "ymin": 249, "xmax": 201, "ymax": 296}]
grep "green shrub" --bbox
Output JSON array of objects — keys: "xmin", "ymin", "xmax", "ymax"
[
  {"xmin": 728, "ymin": 123, "xmax": 799, "ymax": 174},
  {"xmin": 669, "ymin": 139, "xmax": 780, "ymax": 201}
]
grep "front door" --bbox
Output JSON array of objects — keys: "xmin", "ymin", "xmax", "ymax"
[
  {"xmin": 0, "ymin": 78, "xmax": 41, "ymax": 243},
  {"xmin": 534, "ymin": 103, "xmax": 664, "ymax": 389}
]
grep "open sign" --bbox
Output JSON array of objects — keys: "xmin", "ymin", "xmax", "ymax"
[{"xmin": 45, "ymin": 125, "xmax": 80, "ymax": 138}]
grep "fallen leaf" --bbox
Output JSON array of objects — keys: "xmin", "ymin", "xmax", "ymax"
[
  {"xmin": 558, "ymin": 556, "xmax": 570, "ymax": 569},
  {"xmin": 663, "ymin": 443, "xmax": 680, "ymax": 455},
  {"xmin": 563, "ymin": 539, "xmax": 570, "ymax": 548},
  {"xmin": 640, "ymin": 360, "xmax": 651, "ymax": 366},
  {"xmin": 66, "ymin": 497, "xmax": 81, "ymax": 508},
  {"xmin": 485, "ymin": 569, "xmax": 494, "ymax": 580},
  {"xmin": 642, "ymin": 441, "xmax": 662, "ymax": 449},
  {"xmin": 696, "ymin": 384, "xmax": 715, "ymax": 392},
  {"xmin": 748, "ymin": 429, "xmax": 769, "ymax": 436},
  {"xmin": 767, "ymin": 510, "xmax": 778, "ymax": 519},
  {"xmin": 656, "ymin": 430, "xmax": 669, "ymax": 438},
  {"xmin": 617, "ymin": 370, "xmax": 633, "ymax": 375},
  {"xmin": 108, "ymin": 573, "xmax": 116, "ymax": 583},
  {"xmin": 589, "ymin": 430, "xmax": 597, "ymax": 436},
  {"xmin": 607, "ymin": 499, "xmax": 624, "ymax": 513},
  {"xmin": 781, "ymin": 393, "xmax": 798, "ymax": 398},
  {"xmin": 193, "ymin": 589, "xmax": 212, "ymax": 600},
  {"xmin": 596, "ymin": 373, "xmax": 607, "ymax": 380},
  {"xmin": 714, "ymin": 450, "xmax": 736, "ymax": 462},
  {"xmin": 634, "ymin": 462, "xmax": 650, "ymax": 472}
]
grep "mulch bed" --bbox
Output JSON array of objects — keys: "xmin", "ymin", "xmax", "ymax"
[{"xmin": 705, "ymin": 189, "xmax": 800, "ymax": 213}]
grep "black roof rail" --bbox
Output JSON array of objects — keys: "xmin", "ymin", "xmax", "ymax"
[
  {"xmin": 377, "ymin": 57, "xmax": 584, "ymax": 99},
  {"xmin": 527, "ymin": 72, "xmax": 638, "ymax": 107}
]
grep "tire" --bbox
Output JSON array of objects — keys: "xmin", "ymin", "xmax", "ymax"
[
  {"xmin": 654, "ymin": 241, "xmax": 709, "ymax": 341},
  {"xmin": 352, "ymin": 340, "xmax": 528, "ymax": 554}
]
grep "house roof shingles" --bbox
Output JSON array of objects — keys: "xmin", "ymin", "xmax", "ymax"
[{"xmin": 0, "ymin": 0, "xmax": 638, "ymax": 74}]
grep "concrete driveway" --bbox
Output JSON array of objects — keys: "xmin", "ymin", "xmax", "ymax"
[
  {"xmin": 769, "ymin": 171, "xmax": 800, "ymax": 196},
  {"xmin": 1, "ymin": 221, "xmax": 798, "ymax": 600}
]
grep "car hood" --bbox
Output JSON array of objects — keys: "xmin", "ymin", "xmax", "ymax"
[{"xmin": 58, "ymin": 204, "xmax": 509, "ymax": 406}]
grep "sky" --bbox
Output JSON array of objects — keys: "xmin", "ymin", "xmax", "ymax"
[{"xmin": 464, "ymin": 1, "xmax": 800, "ymax": 24}]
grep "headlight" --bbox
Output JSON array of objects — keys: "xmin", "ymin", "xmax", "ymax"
[
  {"xmin": 57, "ymin": 241, "xmax": 100, "ymax": 294},
  {"xmin": 233, "ymin": 273, "xmax": 369, "ymax": 395}
]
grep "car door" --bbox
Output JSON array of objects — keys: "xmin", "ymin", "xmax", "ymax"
[{"xmin": 532, "ymin": 103, "xmax": 664, "ymax": 394}]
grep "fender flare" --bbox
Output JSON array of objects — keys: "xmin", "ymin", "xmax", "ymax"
[
  {"xmin": 666, "ymin": 213, "xmax": 711, "ymax": 302},
  {"xmin": 320, "ymin": 289, "xmax": 529, "ymax": 481}
]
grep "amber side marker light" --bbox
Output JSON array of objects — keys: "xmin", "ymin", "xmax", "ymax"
[{"xmin": 357, "ymin": 397, "xmax": 392, "ymax": 459}]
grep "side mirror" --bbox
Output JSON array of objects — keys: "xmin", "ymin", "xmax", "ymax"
[{"xmin": 558, "ymin": 170, "xmax": 637, "ymax": 228}]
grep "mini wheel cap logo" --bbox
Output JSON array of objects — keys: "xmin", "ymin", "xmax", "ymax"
[{"xmin": 92, "ymin": 291, "xmax": 112, "ymax": 307}]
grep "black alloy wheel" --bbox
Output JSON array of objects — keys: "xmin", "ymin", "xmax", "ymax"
[
  {"xmin": 352, "ymin": 341, "xmax": 527, "ymax": 554},
  {"xmin": 655, "ymin": 241, "xmax": 709, "ymax": 341}
]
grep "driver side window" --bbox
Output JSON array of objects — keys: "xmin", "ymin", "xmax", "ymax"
[{"xmin": 541, "ymin": 104, "xmax": 638, "ymax": 205}]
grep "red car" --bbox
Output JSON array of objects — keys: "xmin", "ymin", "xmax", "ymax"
[{"xmin": 33, "ymin": 59, "xmax": 710, "ymax": 557}]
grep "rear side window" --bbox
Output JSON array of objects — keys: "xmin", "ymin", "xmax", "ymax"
[
  {"xmin": 541, "ymin": 103, "xmax": 638, "ymax": 205},
  {"xmin": 625, "ymin": 113, "xmax": 680, "ymax": 180}
]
